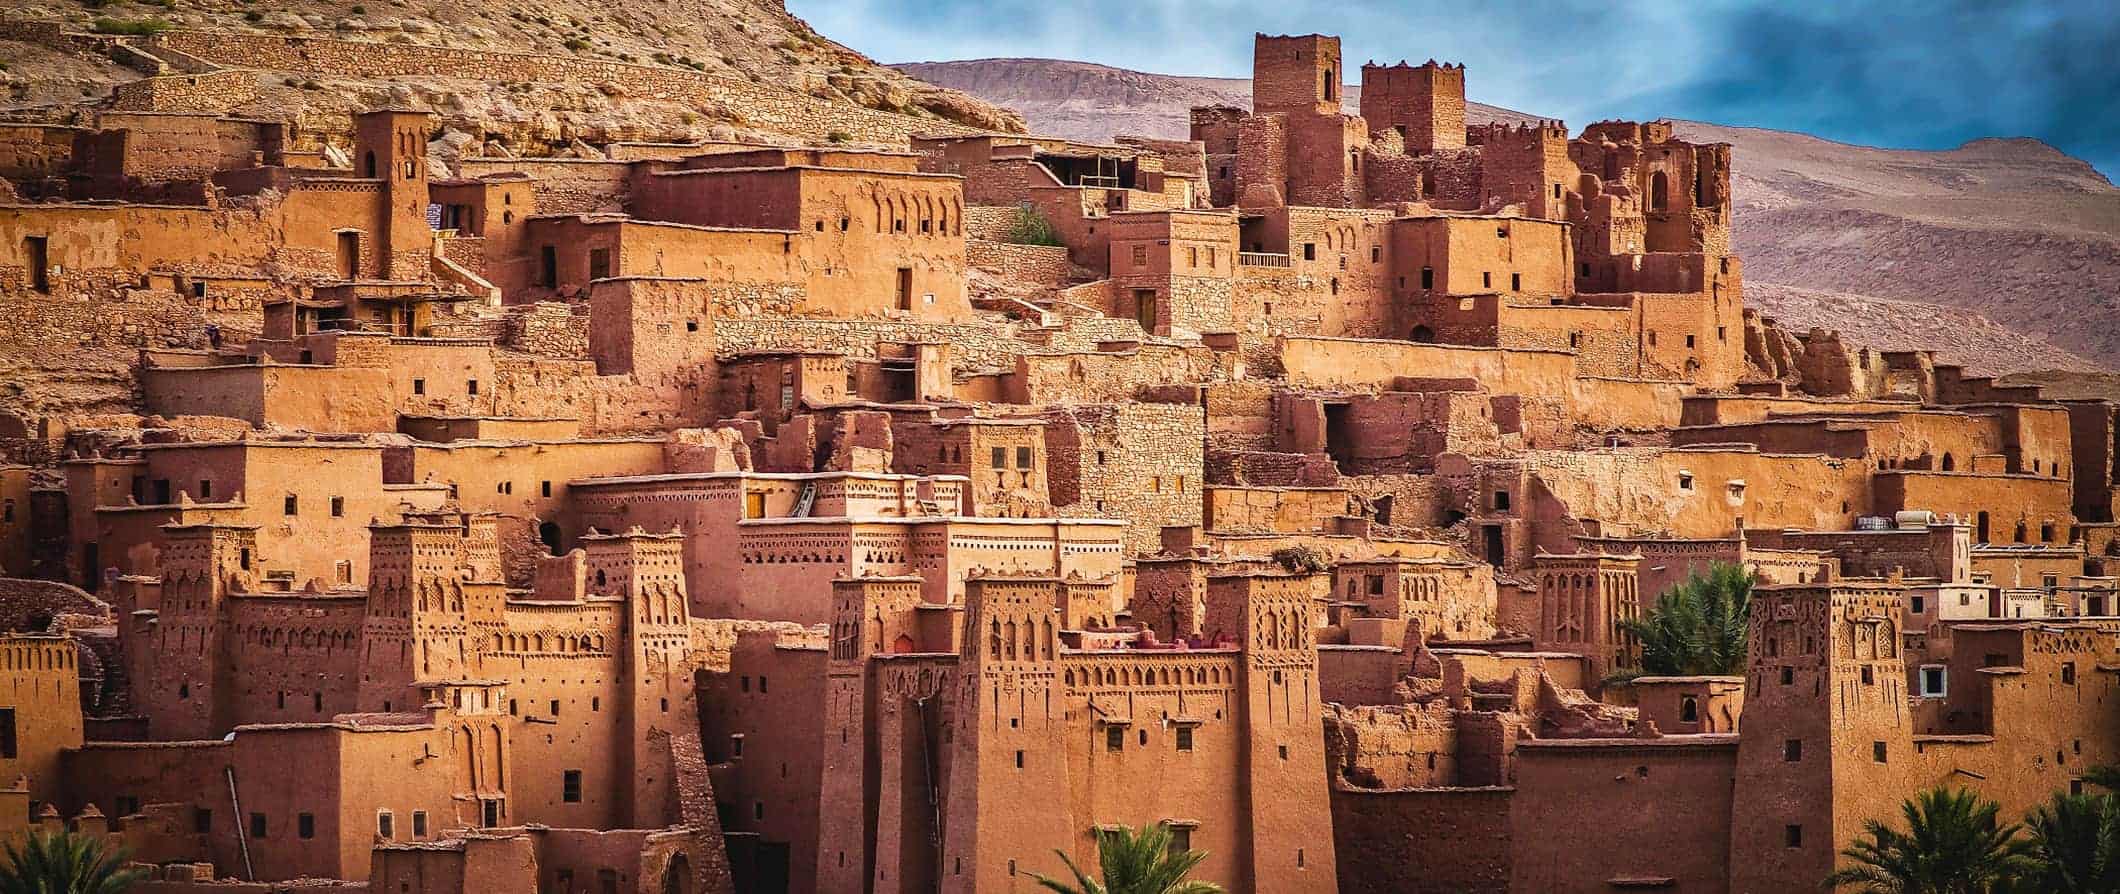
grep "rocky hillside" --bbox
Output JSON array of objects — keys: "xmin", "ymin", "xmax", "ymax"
[
  {"xmin": 0, "ymin": 0, "xmax": 1023, "ymax": 150},
  {"xmin": 900, "ymin": 58, "xmax": 2118, "ymax": 375}
]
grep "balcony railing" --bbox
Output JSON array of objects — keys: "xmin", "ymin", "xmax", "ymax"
[{"xmin": 1239, "ymin": 252, "xmax": 1291, "ymax": 268}]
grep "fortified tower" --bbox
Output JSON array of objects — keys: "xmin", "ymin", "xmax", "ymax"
[
  {"xmin": 1360, "ymin": 61, "xmax": 1466, "ymax": 153},
  {"xmin": 358, "ymin": 519, "xmax": 468, "ymax": 713},
  {"xmin": 1205, "ymin": 571, "xmax": 1340, "ymax": 891},
  {"xmin": 939, "ymin": 576, "xmax": 1071, "ymax": 893},
  {"xmin": 1730, "ymin": 581, "xmax": 1911, "ymax": 890},
  {"xmin": 352, "ymin": 108, "xmax": 433, "ymax": 280},
  {"xmin": 584, "ymin": 528, "xmax": 695, "ymax": 828},
  {"xmin": 1251, "ymin": 34, "xmax": 1343, "ymax": 117},
  {"xmin": 145, "ymin": 522, "xmax": 256, "ymax": 739},
  {"xmin": 817, "ymin": 575, "xmax": 926, "ymax": 892}
]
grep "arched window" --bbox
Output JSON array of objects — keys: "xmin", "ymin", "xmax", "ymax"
[
  {"xmin": 362, "ymin": 151, "xmax": 377, "ymax": 178},
  {"xmin": 1649, "ymin": 171, "xmax": 1670, "ymax": 211},
  {"xmin": 1941, "ymin": 454, "xmax": 1955, "ymax": 472}
]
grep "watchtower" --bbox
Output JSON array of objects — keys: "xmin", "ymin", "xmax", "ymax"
[
  {"xmin": 353, "ymin": 108, "xmax": 433, "ymax": 280},
  {"xmin": 1360, "ymin": 61, "xmax": 1466, "ymax": 154},
  {"xmin": 1252, "ymin": 34, "xmax": 1344, "ymax": 117}
]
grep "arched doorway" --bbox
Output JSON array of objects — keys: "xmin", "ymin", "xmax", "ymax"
[
  {"xmin": 1649, "ymin": 171, "xmax": 1670, "ymax": 211},
  {"xmin": 539, "ymin": 522, "xmax": 563, "ymax": 556},
  {"xmin": 662, "ymin": 855, "xmax": 691, "ymax": 894},
  {"xmin": 1410, "ymin": 325, "xmax": 1435, "ymax": 343}
]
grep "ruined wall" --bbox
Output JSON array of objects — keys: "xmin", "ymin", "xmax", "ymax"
[{"xmin": 1042, "ymin": 402, "xmax": 1206, "ymax": 553}]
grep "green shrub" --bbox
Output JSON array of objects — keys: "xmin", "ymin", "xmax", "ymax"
[
  {"xmin": 349, "ymin": 3, "xmax": 364, "ymax": 12},
  {"xmin": 90, "ymin": 17, "xmax": 172, "ymax": 35},
  {"xmin": 243, "ymin": 11, "xmax": 263, "ymax": 22},
  {"xmin": 825, "ymin": 130, "xmax": 852, "ymax": 144},
  {"xmin": 1002, "ymin": 204, "xmax": 1064, "ymax": 247}
]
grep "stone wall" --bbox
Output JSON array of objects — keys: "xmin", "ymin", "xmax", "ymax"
[
  {"xmin": 0, "ymin": 577, "xmax": 108, "ymax": 632},
  {"xmin": 108, "ymin": 69, "xmax": 259, "ymax": 114},
  {"xmin": 714, "ymin": 316, "xmax": 1026, "ymax": 375},
  {"xmin": 1042, "ymin": 402, "xmax": 1205, "ymax": 553},
  {"xmin": 966, "ymin": 239, "xmax": 1070, "ymax": 286}
]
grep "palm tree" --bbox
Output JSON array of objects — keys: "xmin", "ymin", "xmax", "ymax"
[
  {"xmin": 1823, "ymin": 787, "xmax": 2030, "ymax": 893},
  {"xmin": 0, "ymin": 828, "xmax": 147, "ymax": 894},
  {"xmin": 1032, "ymin": 823, "xmax": 1223, "ymax": 894},
  {"xmin": 2021, "ymin": 791, "xmax": 2120, "ymax": 894},
  {"xmin": 1612, "ymin": 561, "xmax": 1753, "ymax": 683}
]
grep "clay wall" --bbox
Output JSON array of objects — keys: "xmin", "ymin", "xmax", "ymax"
[
  {"xmin": 88, "ymin": 442, "xmax": 395, "ymax": 588},
  {"xmin": 1332, "ymin": 786, "xmax": 1508, "ymax": 894},
  {"xmin": 698, "ymin": 628, "xmax": 826, "ymax": 894},
  {"xmin": 1508, "ymin": 738, "xmax": 1736, "ymax": 892},
  {"xmin": 456, "ymin": 158, "xmax": 632, "ymax": 215},
  {"xmin": 628, "ymin": 166, "xmax": 971, "ymax": 320},
  {"xmin": 1873, "ymin": 472, "xmax": 2074, "ymax": 545},
  {"xmin": 0, "ymin": 636, "xmax": 85, "ymax": 803},
  {"xmin": 1525, "ymin": 447, "xmax": 1869, "ymax": 543}
]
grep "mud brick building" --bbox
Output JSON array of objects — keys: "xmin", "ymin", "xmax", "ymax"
[{"xmin": 0, "ymin": 17, "xmax": 2115, "ymax": 894}]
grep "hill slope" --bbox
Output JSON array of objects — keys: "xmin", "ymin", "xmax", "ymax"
[
  {"xmin": 1, "ymin": 0, "xmax": 1024, "ymax": 148},
  {"xmin": 899, "ymin": 58, "xmax": 2118, "ymax": 375}
]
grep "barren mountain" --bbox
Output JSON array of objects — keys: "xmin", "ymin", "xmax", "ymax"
[
  {"xmin": 899, "ymin": 58, "xmax": 2120, "ymax": 375},
  {"xmin": 1, "ymin": 0, "xmax": 1023, "ymax": 150}
]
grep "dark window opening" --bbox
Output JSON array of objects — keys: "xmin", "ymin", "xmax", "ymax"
[
  {"xmin": 563, "ymin": 770, "xmax": 583, "ymax": 802},
  {"xmin": 25, "ymin": 237, "xmax": 50, "ymax": 293}
]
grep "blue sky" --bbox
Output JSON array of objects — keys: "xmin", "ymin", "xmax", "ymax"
[{"xmin": 791, "ymin": 0, "xmax": 2120, "ymax": 179}]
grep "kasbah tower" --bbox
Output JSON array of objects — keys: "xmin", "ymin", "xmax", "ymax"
[{"xmin": 0, "ymin": 8, "xmax": 2113, "ymax": 894}]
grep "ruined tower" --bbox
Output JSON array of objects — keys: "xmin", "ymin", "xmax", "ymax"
[{"xmin": 1360, "ymin": 61, "xmax": 1467, "ymax": 154}]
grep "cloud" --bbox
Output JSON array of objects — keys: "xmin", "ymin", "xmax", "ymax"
[{"xmin": 792, "ymin": 0, "xmax": 2120, "ymax": 177}]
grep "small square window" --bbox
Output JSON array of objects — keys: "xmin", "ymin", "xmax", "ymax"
[
  {"xmin": 284, "ymin": 494, "xmax": 299, "ymax": 515},
  {"xmin": 412, "ymin": 378, "xmax": 426, "ymax": 395},
  {"xmin": 298, "ymin": 812, "xmax": 315, "ymax": 839},
  {"xmin": 1176, "ymin": 727, "xmax": 1194, "ymax": 752},
  {"xmin": 991, "ymin": 447, "xmax": 1007, "ymax": 469},
  {"xmin": 1784, "ymin": 739, "xmax": 1802, "ymax": 761},
  {"xmin": 330, "ymin": 496, "xmax": 344, "ymax": 517},
  {"xmin": 1106, "ymin": 726, "xmax": 1124, "ymax": 752},
  {"xmin": 1016, "ymin": 446, "xmax": 1033, "ymax": 469},
  {"xmin": 1920, "ymin": 666, "xmax": 1947, "ymax": 698},
  {"xmin": 1873, "ymin": 741, "xmax": 1888, "ymax": 763},
  {"xmin": 412, "ymin": 811, "xmax": 427, "ymax": 837},
  {"xmin": 562, "ymin": 770, "xmax": 583, "ymax": 803},
  {"xmin": 1780, "ymin": 666, "xmax": 1794, "ymax": 685},
  {"xmin": 377, "ymin": 811, "xmax": 394, "ymax": 838},
  {"xmin": 250, "ymin": 813, "xmax": 268, "ymax": 839},
  {"xmin": 1785, "ymin": 825, "xmax": 1802, "ymax": 848}
]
